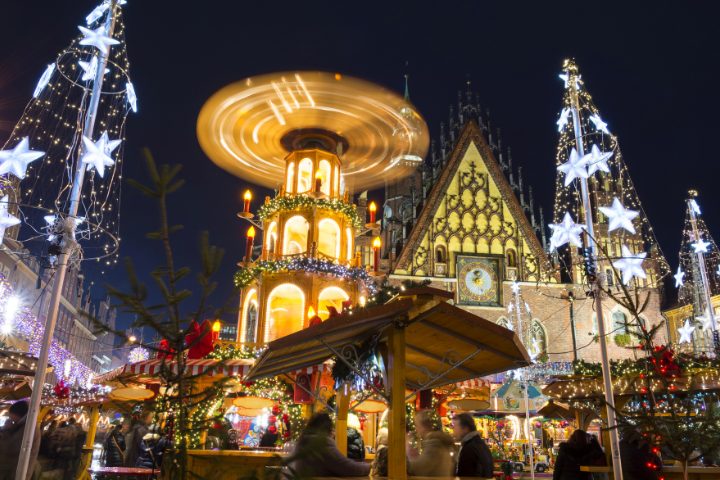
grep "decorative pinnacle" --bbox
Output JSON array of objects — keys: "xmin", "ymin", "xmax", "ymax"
[{"xmin": 688, "ymin": 189, "xmax": 698, "ymax": 198}]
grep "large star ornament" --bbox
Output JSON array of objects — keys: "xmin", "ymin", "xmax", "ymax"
[
  {"xmin": 696, "ymin": 314, "xmax": 713, "ymax": 331},
  {"xmin": 612, "ymin": 245, "xmax": 647, "ymax": 285},
  {"xmin": 692, "ymin": 238, "xmax": 711, "ymax": 254},
  {"xmin": 0, "ymin": 196, "xmax": 20, "ymax": 244},
  {"xmin": 78, "ymin": 25, "xmax": 119, "ymax": 54},
  {"xmin": 80, "ymin": 131, "xmax": 121, "ymax": 178},
  {"xmin": 557, "ymin": 108, "xmax": 570, "ymax": 133},
  {"xmin": 584, "ymin": 144, "xmax": 613, "ymax": 176},
  {"xmin": 599, "ymin": 197, "xmax": 639, "ymax": 234},
  {"xmin": 557, "ymin": 148, "xmax": 589, "ymax": 187},
  {"xmin": 549, "ymin": 212, "xmax": 584, "ymax": 250},
  {"xmin": 0, "ymin": 137, "xmax": 45, "ymax": 179},
  {"xmin": 673, "ymin": 266, "xmax": 685, "ymax": 288},
  {"xmin": 78, "ymin": 56, "xmax": 109, "ymax": 82},
  {"xmin": 589, "ymin": 114, "xmax": 610, "ymax": 134},
  {"xmin": 677, "ymin": 319, "xmax": 695, "ymax": 344}
]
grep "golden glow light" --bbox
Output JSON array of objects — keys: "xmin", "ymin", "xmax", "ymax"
[
  {"xmin": 247, "ymin": 226, "xmax": 256, "ymax": 238},
  {"xmin": 243, "ymin": 190, "xmax": 252, "ymax": 201},
  {"xmin": 212, "ymin": 320, "xmax": 221, "ymax": 333},
  {"xmin": 372, "ymin": 236, "xmax": 382, "ymax": 249},
  {"xmin": 307, "ymin": 305, "xmax": 316, "ymax": 318},
  {"xmin": 369, "ymin": 201, "xmax": 377, "ymax": 212}
]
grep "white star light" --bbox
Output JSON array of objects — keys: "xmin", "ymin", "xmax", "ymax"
[
  {"xmin": 677, "ymin": 319, "xmax": 695, "ymax": 344},
  {"xmin": 511, "ymin": 282, "xmax": 520, "ymax": 295},
  {"xmin": 589, "ymin": 114, "xmax": 610, "ymax": 134},
  {"xmin": 549, "ymin": 212, "xmax": 584, "ymax": 250},
  {"xmin": 557, "ymin": 148, "xmax": 589, "ymax": 186},
  {"xmin": 673, "ymin": 266, "xmax": 685, "ymax": 288},
  {"xmin": 612, "ymin": 245, "xmax": 647, "ymax": 285},
  {"xmin": 599, "ymin": 197, "xmax": 639, "ymax": 234},
  {"xmin": 557, "ymin": 108, "xmax": 570, "ymax": 132},
  {"xmin": 558, "ymin": 73, "xmax": 569, "ymax": 88},
  {"xmin": 44, "ymin": 214, "xmax": 59, "ymax": 241},
  {"xmin": 78, "ymin": 25, "xmax": 119, "ymax": 54},
  {"xmin": 80, "ymin": 131, "xmax": 121, "ymax": 178},
  {"xmin": 78, "ymin": 56, "xmax": 109, "ymax": 82},
  {"xmin": 692, "ymin": 238, "xmax": 711, "ymax": 254},
  {"xmin": 0, "ymin": 137, "xmax": 44, "ymax": 179},
  {"xmin": 696, "ymin": 314, "xmax": 713, "ymax": 331},
  {"xmin": 33, "ymin": 64, "xmax": 55, "ymax": 98},
  {"xmin": 716, "ymin": 265, "xmax": 720, "ymax": 277},
  {"xmin": 584, "ymin": 144, "xmax": 613, "ymax": 176},
  {"xmin": 0, "ymin": 196, "xmax": 20, "ymax": 245},
  {"xmin": 85, "ymin": 0, "xmax": 125, "ymax": 25},
  {"xmin": 126, "ymin": 81, "xmax": 138, "ymax": 113},
  {"xmin": 690, "ymin": 199, "xmax": 701, "ymax": 215}
]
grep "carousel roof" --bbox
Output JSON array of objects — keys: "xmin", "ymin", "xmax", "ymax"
[{"xmin": 247, "ymin": 289, "xmax": 531, "ymax": 390}]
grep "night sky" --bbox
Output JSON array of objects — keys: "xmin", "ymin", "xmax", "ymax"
[{"xmin": 2, "ymin": 1, "xmax": 719, "ymax": 328}]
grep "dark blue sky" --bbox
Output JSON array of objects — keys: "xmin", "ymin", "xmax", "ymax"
[{"xmin": 2, "ymin": 1, "xmax": 719, "ymax": 327}]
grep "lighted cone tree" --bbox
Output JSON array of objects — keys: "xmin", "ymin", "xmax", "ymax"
[{"xmin": 674, "ymin": 192, "xmax": 720, "ymax": 353}]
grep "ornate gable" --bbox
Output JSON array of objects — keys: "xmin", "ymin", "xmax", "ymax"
[{"xmin": 394, "ymin": 121, "xmax": 550, "ymax": 282}]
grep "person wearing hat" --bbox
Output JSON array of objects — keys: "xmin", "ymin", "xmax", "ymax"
[
  {"xmin": 103, "ymin": 419, "xmax": 127, "ymax": 468},
  {"xmin": 136, "ymin": 424, "xmax": 170, "ymax": 470}
]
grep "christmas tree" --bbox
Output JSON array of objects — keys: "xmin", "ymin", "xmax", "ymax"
[{"xmin": 551, "ymin": 59, "xmax": 668, "ymax": 286}]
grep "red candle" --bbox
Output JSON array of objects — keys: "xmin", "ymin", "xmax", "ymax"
[
  {"xmin": 315, "ymin": 172, "xmax": 322, "ymax": 193},
  {"xmin": 245, "ymin": 226, "xmax": 256, "ymax": 262},
  {"xmin": 372, "ymin": 236, "xmax": 381, "ymax": 271},
  {"xmin": 243, "ymin": 190, "xmax": 252, "ymax": 213},
  {"xmin": 368, "ymin": 201, "xmax": 377, "ymax": 224}
]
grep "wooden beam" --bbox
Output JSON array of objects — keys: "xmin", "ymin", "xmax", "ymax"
[
  {"xmin": 335, "ymin": 383, "xmax": 350, "ymax": 455},
  {"xmin": 76, "ymin": 405, "xmax": 99, "ymax": 480},
  {"xmin": 388, "ymin": 326, "xmax": 407, "ymax": 480}
]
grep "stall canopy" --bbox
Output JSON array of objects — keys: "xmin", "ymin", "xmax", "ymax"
[
  {"xmin": 95, "ymin": 358, "xmax": 255, "ymax": 384},
  {"xmin": 247, "ymin": 289, "xmax": 531, "ymax": 389}
]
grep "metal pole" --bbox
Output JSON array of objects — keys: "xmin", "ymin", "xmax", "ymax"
[
  {"xmin": 685, "ymin": 193, "xmax": 719, "ymax": 354},
  {"xmin": 568, "ymin": 291, "xmax": 578, "ymax": 362},
  {"xmin": 565, "ymin": 63, "xmax": 624, "ymax": 480},
  {"xmin": 15, "ymin": 5, "xmax": 118, "ymax": 479},
  {"xmin": 511, "ymin": 284, "xmax": 534, "ymax": 480}
]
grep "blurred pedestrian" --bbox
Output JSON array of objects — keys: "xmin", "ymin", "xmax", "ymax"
[
  {"xmin": 370, "ymin": 427, "xmax": 388, "ymax": 476},
  {"xmin": 408, "ymin": 410, "xmax": 454, "ymax": 477},
  {"xmin": 553, "ymin": 429, "xmax": 605, "ymax": 480},
  {"xmin": 125, "ymin": 411, "xmax": 152, "ymax": 467},
  {"xmin": 346, "ymin": 413, "xmax": 365, "ymax": 461},
  {"xmin": 136, "ymin": 425, "xmax": 170, "ymax": 470},
  {"xmin": 452, "ymin": 412, "xmax": 494, "ymax": 478},
  {"xmin": 0, "ymin": 400, "xmax": 41, "ymax": 480},
  {"xmin": 103, "ymin": 420, "xmax": 126, "ymax": 467}
]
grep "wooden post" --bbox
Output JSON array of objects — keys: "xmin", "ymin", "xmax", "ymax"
[
  {"xmin": 336, "ymin": 382, "xmax": 350, "ymax": 455},
  {"xmin": 388, "ymin": 324, "xmax": 407, "ymax": 480},
  {"xmin": 76, "ymin": 405, "xmax": 100, "ymax": 480}
]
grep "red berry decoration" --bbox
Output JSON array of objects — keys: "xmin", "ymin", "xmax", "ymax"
[
  {"xmin": 268, "ymin": 425, "xmax": 278, "ymax": 434},
  {"xmin": 272, "ymin": 405, "xmax": 281, "ymax": 415}
]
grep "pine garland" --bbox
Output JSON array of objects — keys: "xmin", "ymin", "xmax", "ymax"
[{"xmin": 257, "ymin": 194, "xmax": 364, "ymax": 229}]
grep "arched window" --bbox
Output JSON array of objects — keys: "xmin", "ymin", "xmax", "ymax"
[
  {"xmin": 265, "ymin": 283, "xmax": 305, "ymax": 342},
  {"xmin": 266, "ymin": 222, "xmax": 278, "ymax": 255},
  {"xmin": 612, "ymin": 311, "xmax": 629, "ymax": 334},
  {"xmin": 506, "ymin": 248, "xmax": 517, "ymax": 268},
  {"xmin": 345, "ymin": 227, "xmax": 354, "ymax": 261},
  {"xmin": 297, "ymin": 158, "xmax": 313, "ymax": 193},
  {"xmin": 286, "ymin": 162, "xmax": 295, "ymax": 194},
  {"xmin": 318, "ymin": 218, "xmax": 340, "ymax": 258},
  {"xmin": 318, "ymin": 159, "xmax": 332, "ymax": 195},
  {"xmin": 435, "ymin": 245, "xmax": 447, "ymax": 263},
  {"xmin": 318, "ymin": 286, "xmax": 349, "ymax": 320},
  {"xmin": 241, "ymin": 289, "xmax": 258, "ymax": 343},
  {"xmin": 530, "ymin": 320, "xmax": 547, "ymax": 358},
  {"xmin": 283, "ymin": 215, "xmax": 309, "ymax": 255},
  {"xmin": 496, "ymin": 316, "xmax": 513, "ymax": 331}
]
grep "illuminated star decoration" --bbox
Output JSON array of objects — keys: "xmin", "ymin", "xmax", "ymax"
[
  {"xmin": 589, "ymin": 114, "xmax": 610, "ymax": 134},
  {"xmin": 78, "ymin": 56, "xmax": 109, "ymax": 82},
  {"xmin": 690, "ymin": 199, "xmax": 701, "ymax": 215},
  {"xmin": 599, "ymin": 197, "xmax": 639, "ymax": 234},
  {"xmin": 558, "ymin": 73, "xmax": 581, "ymax": 90},
  {"xmin": 558, "ymin": 148, "xmax": 589, "ymax": 186},
  {"xmin": 0, "ymin": 137, "xmax": 45, "ymax": 179},
  {"xmin": 0, "ymin": 196, "xmax": 20, "ymax": 244},
  {"xmin": 612, "ymin": 245, "xmax": 647, "ymax": 285},
  {"xmin": 677, "ymin": 319, "xmax": 695, "ymax": 344},
  {"xmin": 584, "ymin": 144, "xmax": 613, "ymax": 176},
  {"xmin": 549, "ymin": 212, "xmax": 584, "ymax": 250},
  {"xmin": 557, "ymin": 108, "xmax": 570, "ymax": 132},
  {"xmin": 126, "ymin": 81, "xmax": 138, "ymax": 113},
  {"xmin": 673, "ymin": 266, "xmax": 685, "ymax": 288},
  {"xmin": 78, "ymin": 25, "xmax": 119, "ymax": 54},
  {"xmin": 33, "ymin": 64, "xmax": 55, "ymax": 98},
  {"xmin": 80, "ymin": 131, "xmax": 121, "ymax": 178},
  {"xmin": 511, "ymin": 282, "xmax": 520, "ymax": 294},
  {"xmin": 692, "ymin": 238, "xmax": 711, "ymax": 254},
  {"xmin": 696, "ymin": 314, "xmax": 713, "ymax": 331},
  {"xmin": 85, "ymin": 0, "xmax": 126, "ymax": 25}
]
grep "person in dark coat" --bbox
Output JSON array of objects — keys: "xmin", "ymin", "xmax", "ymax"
[
  {"xmin": 259, "ymin": 428, "xmax": 279, "ymax": 447},
  {"xmin": 125, "ymin": 412, "xmax": 151, "ymax": 467},
  {"xmin": 103, "ymin": 421, "xmax": 127, "ymax": 467},
  {"xmin": 346, "ymin": 414, "xmax": 365, "ymax": 461},
  {"xmin": 620, "ymin": 429, "xmax": 662, "ymax": 480},
  {"xmin": 552, "ymin": 429, "xmax": 606, "ymax": 480},
  {"xmin": 452, "ymin": 412, "xmax": 494, "ymax": 478},
  {"xmin": 0, "ymin": 400, "xmax": 41, "ymax": 480},
  {"xmin": 135, "ymin": 425, "xmax": 170, "ymax": 470},
  {"xmin": 287, "ymin": 413, "xmax": 370, "ymax": 477}
]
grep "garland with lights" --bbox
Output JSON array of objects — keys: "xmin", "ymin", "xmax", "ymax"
[
  {"xmin": 572, "ymin": 353, "xmax": 720, "ymax": 378},
  {"xmin": 236, "ymin": 377, "xmax": 304, "ymax": 441},
  {"xmin": 257, "ymin": 195, "xmax": 364, "ymax": 229},
  {"xmin": 206, "ymin": 344, "xmax": 260, "ymax": 361},
  {"xmin": 234, "ymin": 257, "xmax": 378, "ymax": 294}
]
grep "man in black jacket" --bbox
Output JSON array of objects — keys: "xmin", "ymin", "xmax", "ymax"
[{"xmin": 452, "ymin": 413, "xmax": 495, "ymax": 478}]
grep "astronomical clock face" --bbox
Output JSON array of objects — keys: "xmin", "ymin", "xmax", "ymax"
[{"xmin": 456, "ymin": 255, "xmax": 502, "ymax": 306}]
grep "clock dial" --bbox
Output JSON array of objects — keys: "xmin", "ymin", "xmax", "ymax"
[{"xmin": 457, "ymin": 258, "xmax": 499, "ymax": 304}]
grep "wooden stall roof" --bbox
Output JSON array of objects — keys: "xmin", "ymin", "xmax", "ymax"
[
  {"xmin": 247, "ymin": 292, "xmax": 531, "ymax": 390},
  {"xmin": 0, "ymin": 350, "xmax": 42, "ymax": 376}
]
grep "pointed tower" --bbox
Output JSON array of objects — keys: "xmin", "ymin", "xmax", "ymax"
[{"xmin": 551, "ymin": 59, "xmax": 669, "ymax": 287}]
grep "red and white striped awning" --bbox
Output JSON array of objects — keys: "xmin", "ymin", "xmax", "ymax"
[{"xmin": 454, "ymin": 378, "xmax": 490, "ymax": 389}]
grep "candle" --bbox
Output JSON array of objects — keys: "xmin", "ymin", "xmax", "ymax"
[
  {"xmin": 315, "ymin": 171, "xmax": 322, "ymax": 193},
  {"xmin": 368, "ymin": 201, "xmax": 377, "ymax": 224},
  {"xmin": 372, "ymin": 236, "xmax": 382, "ymax": 272},
  {"xmin": 243, "ymin": 190, "xmax": 252, "ymax": 213},
  {"xmin": 245, "ymin": 226, "xmax": 256, "ymax": 262}
]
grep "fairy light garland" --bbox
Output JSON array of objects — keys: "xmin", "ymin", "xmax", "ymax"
[{"xmin": 257, "ymin": 194, "xmax": 363, "ymax": 229}]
